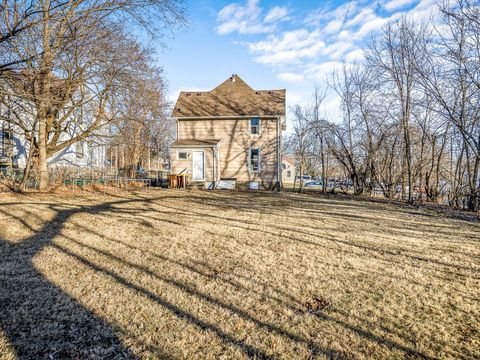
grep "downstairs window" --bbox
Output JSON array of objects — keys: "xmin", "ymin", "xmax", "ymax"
[{"xmin": 249, "ymin": 148, "xmax": 260, "ymax": 172}]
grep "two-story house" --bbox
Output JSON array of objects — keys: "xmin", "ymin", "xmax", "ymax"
[
  {"xmin": 170, "ymin": 74, "xmax": 286, "ymax": 190},
  {"xmin": 0, "ymin": 117, "xmax": 108, "ymax": 172}
]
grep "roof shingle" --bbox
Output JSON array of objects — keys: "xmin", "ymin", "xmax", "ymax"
[{"xmin": 172, "ymin": 74, "xmax": 286, "ymax": 118}]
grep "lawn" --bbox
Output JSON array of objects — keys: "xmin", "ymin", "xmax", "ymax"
[{"xmin": 0, "ymin": 189, "xmax": 479, "ymax": 359}]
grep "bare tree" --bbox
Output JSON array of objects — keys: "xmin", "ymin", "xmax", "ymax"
[
  {"xmin": 0, "ymin": 0, "xmax": 185, "ymax": 190},
  {"xmin": 366, "ymin": 17, "xmax": 427, "ymax": 203},
  {"xmin": 308, "ymin": 86, "xmax": 329, "ymax": 193},
  {"xmin": 108, "ymin": 64, "xmax": 171, "ymax": 174},
  {"xmin": 287, "ymin": 105, "xmax": 314, "ymax": 193},
  {"xmin": 416, "ymin": 0, "xmax": 480, "ymax": 210},
  {"xmin": 284, "ymin": 1, "xmax": 479, "ymax": 211}
]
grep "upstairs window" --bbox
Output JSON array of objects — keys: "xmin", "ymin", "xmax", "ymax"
[
  {"xmin": 0, "ymin": 129, "xmax": 12, "ymax": 157},
  {"xmin": 250, "ymin": 118, "xmax": 260, "ymax": 135},
  {"xmin": 249, "ymin": 148, "xmax": 260, "ymax": 172},
  {"xmin": 1, "ymin": 129, "xmax": 11, "ymax": 141}
]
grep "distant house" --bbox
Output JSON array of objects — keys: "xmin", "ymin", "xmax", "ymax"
[
  {"xmin": 0, "ymin": 72, "xmax": 108, "ymax": 172},
  {"xmin": 0, "ymin": 119, "xmax": 107, "ymax": 171},
  {"xmin": 170, "ymin": 74, "xmax": 286, "ymax": 189},
  {"xmin": 282, "ymin": 155, "xmax": 296, "ymax": 184}
]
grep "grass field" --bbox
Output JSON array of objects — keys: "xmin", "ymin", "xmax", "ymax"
[{"xmin": 0, "ymin": 189, "xmax": 479, "ymax": 359}]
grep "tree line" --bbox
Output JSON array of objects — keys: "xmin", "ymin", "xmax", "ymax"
[
  {"xmin": 288, "ymin": 0, "xmax": 480, "ymax": 211},
  {"xmin": 0, "ymin": 0, "xmax": 185, "ymax": 190}
]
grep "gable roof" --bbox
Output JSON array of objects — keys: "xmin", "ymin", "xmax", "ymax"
[
  {"xmin": 172, "ymin": 74, "xmax": 286, "ymax": 118},
  {"xmin": 283, "ymin": 155, "xmax": 296, "ymax": 166}
]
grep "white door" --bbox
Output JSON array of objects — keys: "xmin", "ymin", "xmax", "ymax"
[{"xmin": 192, "ymin": 151, "xmax": 204, "ymax": 181}]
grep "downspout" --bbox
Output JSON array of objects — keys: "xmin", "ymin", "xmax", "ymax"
[
  {"xmin": 275, "ymin": 116, "xmax": 281, "ymax": 191},
  {"xmin": 212, "ymin": 146, "xmax": 216, "ymax": 189}
]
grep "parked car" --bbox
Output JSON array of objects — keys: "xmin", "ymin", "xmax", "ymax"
[
  {"xmin": 304, "ymin": 180, "xmax": 323, "ymax": 188},
  {"xmin": 338, "ymin": 179, "xmax": 353, "ymax": 187},
  {"xmin": 296, "ymin": 175, "xmax": 312, "ymax": 182}
]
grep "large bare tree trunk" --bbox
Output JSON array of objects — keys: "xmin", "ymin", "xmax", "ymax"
[
  {"xmin": 38, "ymin": 0, "xmax": 52, "ymax": 191},
  {"xmin": 403, "ymin": 115, "xmax": 413, "ymax": 202},
  {"xmin": 38, "ymin": 120, "xmax": 49, "ymax": 190},
  {"xmin": 320, "ymin": 135, "xmax": 326, "ymax": 194}
]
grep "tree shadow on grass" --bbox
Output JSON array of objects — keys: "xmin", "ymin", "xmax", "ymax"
[
  {"xmin": 0, "ymin": 195, "xmax": 346, "ymax": 359},
  {"xmin": 2, "ymin": 190, "xmax": 468, "ymax": 359},
  {"xmin": 0, "ymin": 204, "xmax": 138, "ymax": 359},
  {"xmin": 152, "ymin": 198, "xmax": 480, "ymax": 278},
  {"xmin": 0, "ymin": 197, "xmax": 273, "ymax": 359}
]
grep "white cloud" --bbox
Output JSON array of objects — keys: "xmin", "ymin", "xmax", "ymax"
[
  {"xmin": 345, "ymin": 7, "xmax": 377, "ymax": 28},
  {"xmin": 354, "ymin": 16, "xmax": 389, "ymax": 39},
  {"xmin": 286, "ymin": 90, "xmax": 306, "ymax": 106},
  {"xmin": 305, "ymin": 1, "xmax": 359, "ymax": 27},
  {"xmin": 218, "ymin": 0, "xmax": 442, "ymax": 120},
  {"xmin": 216, "ymin": 0, "xmax": 289, "ymax": 35},
  {"xmin": 248, "ymin": 29, "xmax": 325, "ymax": 65},
  {"xmin": 304, "ymin": 62, "xmax": 343, "ymax": 82},
  {"xmin": 404, "ymin": 0, "xmax": 440, "ymax": 24},
  {"xmin": 264, "ymin": 6, "xmax": 289, "ymax": 23},
  {"xmin": 277, "ymin": 72, "xmax": 305, "ymax": 83},
  {"xmin": 383, "ymin": 0, "xmax": 418, "ymax": 12},
  {"xmin": 323, "ymin": 96, "xmax": 342, "ymax": 120},
  {"xmin": 324, "ymin": 41, "xmax": 355, "ymax": 59},
  {"xmin": 344, "ymin": 48, "xmax": 364, "ymax": 63},
  {"xmin": 324, "ymin": 20, "xmax": 343, "ymax": 34}
]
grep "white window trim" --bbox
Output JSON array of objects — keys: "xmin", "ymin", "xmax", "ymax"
[
  {"xmin": 177, "ymin": 150, "xmax": 188, "ymax": 160},
  {"xmin": 250, "ymin": 117, "xmax": 261, "ymax": 136},
  {"xmin": 249, "ymin": 147, "xmax": 261, "ymax": 173}
]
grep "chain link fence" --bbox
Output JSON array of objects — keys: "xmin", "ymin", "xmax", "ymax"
[{"xmin": 0, "ymin": 166, "xmax": 169, "ymax": 191}]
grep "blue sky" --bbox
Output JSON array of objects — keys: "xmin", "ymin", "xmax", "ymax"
[{"xmin": 158, "ymin": 0, "xmax": 440, "ymax": 122}]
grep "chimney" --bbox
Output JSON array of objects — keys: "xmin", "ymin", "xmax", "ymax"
[{"xmin": 231, "ymin": 74, "xmax": 236, "ymax": 82}]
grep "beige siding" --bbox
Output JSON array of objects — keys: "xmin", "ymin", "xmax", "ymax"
[
  {"xmin": 177, "ymin": 118, "xmax": 278, "ymax": 186},
  {"xmin": 170, "ymin": 147, "xmax": 215, "ymax": 183}
]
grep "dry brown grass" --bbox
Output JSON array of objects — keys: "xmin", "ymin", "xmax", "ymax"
[{"xmin": 0, "ymin": 189, "xmax": 479, "ymax": 359}]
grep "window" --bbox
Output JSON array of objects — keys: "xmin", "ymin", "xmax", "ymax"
[
  {"xmin": 178, "ymin": 151, "xmax": 188, "ymax": 160},
  {"xmin": 250, "ymin": 118, "xmax": 260, "ymax": 135},
  {"xmin": 1, "ymin": 130, "xmax": 11, "ymax": 141},
  {"xmin": 287, "ymin": 170, "xmax": 291, "ymax": 177},
  {"xmin": 75, "ymin": 141, "xmax": 84, "ymax": 159},
  {"xmin": 249, "ymin": 148, "xmax": 260, "ymax": 172},
  {"xmin": 0, "ymin": 130, "xmax": 12, "ymax": 157}
]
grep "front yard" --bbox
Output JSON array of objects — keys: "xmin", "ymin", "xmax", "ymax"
[{"xmin": 0, "ymin": 189, "xmax": 478, "ymax": 359}]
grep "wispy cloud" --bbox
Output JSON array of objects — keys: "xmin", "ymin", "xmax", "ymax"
[
  {"xmin": 215, "ymin": 0, "xmax": 440, "ymax": 113},
  {"xmin": 241, "ymin": 0, "xmax": 438, "ymax": 71},
  {"xmin": 382, "ymin": 0, "xmax": 419, "ymax": 12},
  {"xmin": 277, "ymin": 72, "xmax": 305, "ymax": 83},
  {"xmin": 248, "ymin": 29, "xmax": 325, "ymax": 65},
  {"xmin": 304, "ymin": 1, "xmax": 358, "ymax": 27},
  {"xmin": 264, "ymin": 6, "xmax": 289, "ymax": 23},
  {"xmin": 216, "ymin": 0, "xmax": 289, "ymax": 35}
]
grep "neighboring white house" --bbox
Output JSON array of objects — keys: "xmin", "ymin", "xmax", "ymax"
[
  {"xmin": 0, "ymin": 118, "xmax": 108, "ymax": 171},
  {"xmin": 282, "ymin": 155, "xmax": 296, "ymax": 184}
]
